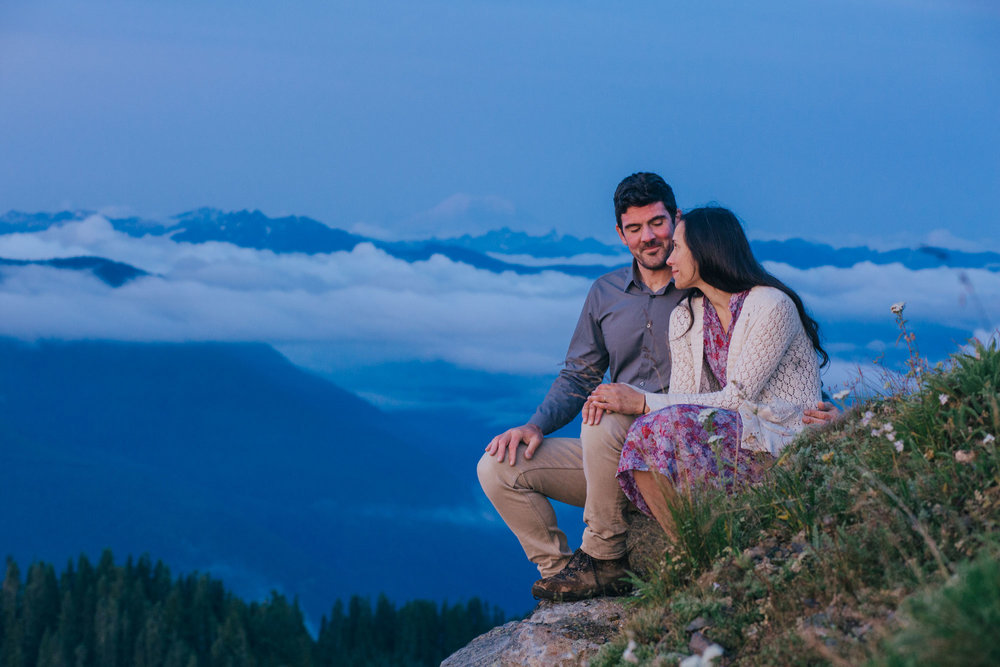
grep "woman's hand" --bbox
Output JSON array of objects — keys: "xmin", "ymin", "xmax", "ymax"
[
  {"xmin": 803, "ymin": 401, "xmax": 840, "ymax": 425},
  {"xmin": 583, "ymin": 383, "xmax": 647, "ymax": 425},
  {"xmin": 581, "ymin": 399, "xmax": 606, "ymax": 426}
]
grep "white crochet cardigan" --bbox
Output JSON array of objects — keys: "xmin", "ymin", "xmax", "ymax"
[{"xmin": 639, "ymin": 286, "xmax": 821, "ymax": 456}]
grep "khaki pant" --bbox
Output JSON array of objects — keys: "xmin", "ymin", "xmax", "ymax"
[{"xmin": 477, "ymin": 413, "xmax": 637, "ymax": 577}]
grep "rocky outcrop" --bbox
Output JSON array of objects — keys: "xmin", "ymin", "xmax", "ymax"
[
  {"xmin": 442, "ymin": 508, "xmax": 667, "ymax": 666},
  {"xmin": 440, "ymin": 598, "xmax": 627, "ymax": 666}
]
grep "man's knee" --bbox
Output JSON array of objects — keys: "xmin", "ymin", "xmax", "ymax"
[
  {"xmin": 581, "ymin": 412, "xmax": 635, "ymax": 454},
  {"xmin": 477, "ymin": 451, "xmax": 520, "ymax": 499},
  {"xmin": 477, "ymin": 452, "xmax": 500, "ymax": 496}
]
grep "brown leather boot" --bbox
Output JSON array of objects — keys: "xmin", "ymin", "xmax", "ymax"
[{"xmin": 531, "ymin": 548, "xmax": 632, "ymax": 602}]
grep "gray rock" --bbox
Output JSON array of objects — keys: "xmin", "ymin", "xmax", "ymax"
[
  {"xmin": 684, "ymin": 616, "xmax": 709, "ymax": 633},
  {"xmin": 688, "ymin": 631, "xmax": 713, "ymax": 655},
  {"xmin": 624, "ymin": 509, "xmax": 668, "ymax": 577},
  {"xmin": 444, "ymin": 510, "xmax": 662, "ymax": 665},
  {"xmin": 441, "ymin": 598, "xmax": 627, "ymax": 667}
]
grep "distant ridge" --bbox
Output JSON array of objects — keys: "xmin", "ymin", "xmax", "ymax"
[
  {"xmin": 3, "ymin": 208, "xmax": 998, "ymax": 275},
  {"xmin": 751, "ymin": 238, "xmax": 1000, "ymax": 272},
  {"xmin": 0, "ymin": 256, "xmax": 147, "ymax": 287},
  {"xmin": 0, "ymin": 210, "xmax": 84, "ymax": 234},
  {"xmin": 169, "ymin": 207, "xmax": 364, "ymax": 253}
]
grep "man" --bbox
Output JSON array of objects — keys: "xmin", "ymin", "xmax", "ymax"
[{"xmin": 477, "ymin": 172, "xmax": 834, "ymax": 602}]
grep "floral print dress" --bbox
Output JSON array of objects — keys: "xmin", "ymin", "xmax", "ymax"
[{"xmin": 617, "ymin": 291, "xmax": 765, "ymax": 517}]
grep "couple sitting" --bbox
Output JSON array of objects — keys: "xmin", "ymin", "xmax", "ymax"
[{"xmin": 478, "ymin": 172, "xmax": 835, "ymax": 602}]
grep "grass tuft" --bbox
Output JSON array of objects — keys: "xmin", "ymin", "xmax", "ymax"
[{"xmin": 882, "ymin": 550, "xmax": 1000, "ymax": 667}]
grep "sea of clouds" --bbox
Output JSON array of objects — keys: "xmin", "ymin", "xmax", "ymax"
[{"xmin": 1, "ymin": 215, "xmax": 997, "ymax": 413}]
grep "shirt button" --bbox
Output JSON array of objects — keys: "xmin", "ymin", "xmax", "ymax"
[
  {"xmin": 646, "ymin": 321, "xmax": 652, "ymax": 329},
  {"xmin": 639, "ymin": 381, "xmax": 645, "ymax": 387}
]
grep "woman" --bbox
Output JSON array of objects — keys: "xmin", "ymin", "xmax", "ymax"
[{"xmin": 590, "ymin": 206, "xmax": 827, "ymax": 534}]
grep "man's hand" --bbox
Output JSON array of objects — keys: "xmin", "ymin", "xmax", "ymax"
[
  {"xmin": 803, "ymin": 401, "xmax": 840, "ymax": 425},
  {"xmin": 582, "ymin": 383, "xmax": 646, "ymax": 426},
  {"xmin": 485, "ymin": 423, "xmax": 544, "ymax": 466}
]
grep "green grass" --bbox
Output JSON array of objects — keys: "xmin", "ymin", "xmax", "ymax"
[
  {"xmin": 592, "ymin": 338, "xmax": 1000, "ymax": 666},
  {"xmin": 882, "ymin": 552, "xmax": 1000, "ymax": 667}
]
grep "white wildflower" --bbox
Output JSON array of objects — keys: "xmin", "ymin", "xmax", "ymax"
[
  {"xmin": 955, "ymin": 450, "xmax": 975, "ymax": 464},
  {"xmin": 622, "ymin": 639, "xmax": 639, "ymax": 664},
  {"xmin": 697, "ymin": 408, "xmax": 717, "ymax": 427},
  {"xmin": 871, "ymin": 429, "xmax": 881, "ymax": 438},
  {"xmin": 703, "ymin": 645, "xmax": 724, "ymax": 663},
  {"xmin": 939, "ymin": 393, "xmax": 949, "ymax": 405},
  {"xmin": 861, "ymin": 411, "xmax": 874, "ymax": 427},
  {"xmin": 680, "ymin": 644, "xmax": 725, "ymax": 667},
  {"xmin": 885, "ymin": 424, "xmax": 903, "ymax": 452},
  {"xmin": 707, "ymin": 434, "xmax": 725, "ymax": 445},
  {"xmin": 833, "ymin": 389, "xmax": 850, "ymax": 401},
  {"xmin": 890, "ymin": 302, "xmax": 906, "ymax": 315},
  {"xmin": 983, "ymin": 433, "xmax": 996, "ymax": 445}
]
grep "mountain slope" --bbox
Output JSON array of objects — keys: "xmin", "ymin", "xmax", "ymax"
[{"xmin": 0, "ymin": 340, "xmax": 537, "ymax": 619}]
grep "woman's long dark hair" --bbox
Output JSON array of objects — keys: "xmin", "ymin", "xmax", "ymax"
[{"xmin": 679, "ymin": 206, "xmax": 828, "ymax": 367}]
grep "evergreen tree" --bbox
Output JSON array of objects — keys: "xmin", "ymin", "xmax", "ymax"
[
  {"xmin": 314, "ymin": 600, "xmax": 346, "ymax": 665},
  {"xmin": 132, "ymin": 603, "xmax": 168, "ymax": 667},
  {"xmin": 2, "ymin": 557, "xmax": 26, "ymax": 667},
  {"xmin": 23, "ymin": 562, "xmax": 60, "ymax": 665},
  {"xmin": 34, "ymin": 627, "xmax": 67, "ymax": 667},
  {"xmin": 372, "ymin": 593, "xmax": 396, "ymax": 661},
  {"xmin": 344, "ymin": 595, "xmax": 374, "ymax": 666},
  {"xmin": 209, "ymin": 604, "xmax": 252, "ymax": 667},
  {"xmin": 397, "ymin": 599, "xmax": 440, "ymax": 666},
  {"xmin": 71, "ymin": 553, "xmax": 98, "ymax": 663},
  {"xmin": 94, "ymin": 553, "xmax": 124, "ymax": 667}
]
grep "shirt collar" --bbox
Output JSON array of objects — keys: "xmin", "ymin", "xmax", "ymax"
[{"xmin": 627, "ymin": 261, "xmax": 674, "ymax": 296}]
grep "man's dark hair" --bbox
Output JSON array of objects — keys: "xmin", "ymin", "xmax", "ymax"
[{"xmin": 613, "ymin": 172, "xmax": 677, "ymax": 228}]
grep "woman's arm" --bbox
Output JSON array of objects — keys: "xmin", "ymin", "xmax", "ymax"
[{"xmin": 665, "ymin": 303, "xmax": 698, "ymax": 397}]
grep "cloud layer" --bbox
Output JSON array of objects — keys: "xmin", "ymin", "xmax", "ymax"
[
  {"xmin": 1, "ymin": 216, "xmax": 996, "ymax": 400},
  {"xmin": 0, "ymin": 216, "xmax": 586, "ymax": 375}
]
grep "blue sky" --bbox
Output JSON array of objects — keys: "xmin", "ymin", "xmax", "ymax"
[{"xmin": 1, "ymin": 0, "xmax": 997, "ymax": 248}]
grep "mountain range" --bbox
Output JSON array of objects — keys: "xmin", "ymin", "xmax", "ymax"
[{"xmin": 2, "ymin": 209, "xmax": 998, "ymax": 283}]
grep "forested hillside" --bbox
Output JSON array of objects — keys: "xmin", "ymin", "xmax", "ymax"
[{"xmin": 0, "ymin": 551, "xmax": 504, "ymax": 667}]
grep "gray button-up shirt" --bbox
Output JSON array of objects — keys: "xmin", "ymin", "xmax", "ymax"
[{"xmin": 528, "ymin": 263, "xmax": 686, "ymax": 434}]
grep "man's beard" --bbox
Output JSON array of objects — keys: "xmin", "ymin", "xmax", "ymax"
[{"xmin": 635, "ymin": 241, "xmax": 670, "ymax": 270}]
